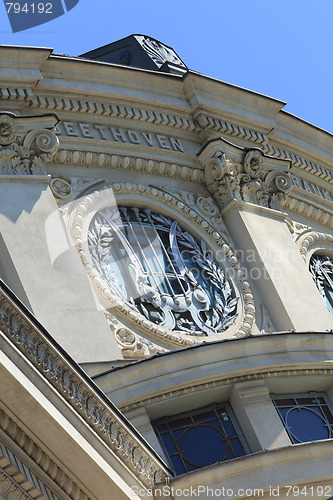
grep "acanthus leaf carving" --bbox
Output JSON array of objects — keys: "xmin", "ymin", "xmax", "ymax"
[
  {"xmin": 201, "ymin": 139, "xmax": 292, "ymax": 211},
  {"xmin": 0, "ymin": 112, "xmax": 59, "ymax": 175}
]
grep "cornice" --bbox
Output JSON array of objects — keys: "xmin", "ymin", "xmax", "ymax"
[
  {"xmin": 120, "ymin": 366, "xmax": 333, "ymax": 413},
  {"xmin": 0, "ymin": 437, "xmax": 62, "ymax": 500},
  {"xmin": 0, "ymin": 280, "xmax": 169, "ymax": 489},
  {"xmin": 29, "ymin": 95, "xmax": 198, "ymax": 132}
]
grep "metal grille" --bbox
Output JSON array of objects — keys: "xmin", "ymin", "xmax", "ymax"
[
  {"xmin": 309, "ymin": 254, "xmax": 333, "ymax": 315},
  {"xmin": 153, "ymin": 404, "xmax": 247, "ymax": 475},
  {"xmin": 272, "ymin": 393, "xmax": 333, "ymax": 444},
  {"xmin": 88, "ymin": 206, "xmax": 238, "ymax": 335}
]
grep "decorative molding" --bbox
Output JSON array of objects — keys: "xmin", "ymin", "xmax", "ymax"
[
  {"xmin": 71, "ymin": 183, "xmax": 255, "ymax": 344},
  {"xmin": 0, "ymin": 87, "xmax": 34, "ymax": 102},
  {"xmin": 196, "ymin": 114, "xmax": 333, "ymax": 184},
  {"xmin": 30, "ymin": 96, "xmax": 197, "ymax": 131},
  {"xmin": 49, "ymin": 176, "xmax": 105, "ymax": 207},
  {"xmin": 298, "ymin": 231, "xmax": 333, "ymax": 263},
  {"xmin": 0, "ymin": 112, "xmax": 59, "ymax": 176},
  {"xmin": 0, "ymin": 411, "xmax": 85, "ymax": 499},
  {"xmin": 120, "ymin": 367, "xmax": 333, "ymax": 413},
  {"xmin": 281, "ymin": 196, "xmax": 333, "ymax": 230},
  {"xmin": 0, "ymin": 286, "xmax": 169, "ymax": 489},
  {"xmin": 0, "ymin": 467, "xmax": 35, "ymax": 500},
  {"xmin": 285, "ymin": 219, "xmax": 312, "ymax": 241},
  {"xmin": 153, "ymin": 185, "xmax": 232, "ymax": 245},
  {"xmin": 200, "ymin": 139, "xmax": 292, "ymax": 210},
  {"xmin": 0, "ymin": 440, "xmax": 60, "ymax": 500},
  {"xmin": 106, "ymin": 313, "xmax": 167, "ymax": 358},
  {"xmin": 51, "ymin": 149, "xmax": 204, "ymax": 183},
  {"xmin": 196, "ymin": 114, "xmax": 269, "ymax": 146}
]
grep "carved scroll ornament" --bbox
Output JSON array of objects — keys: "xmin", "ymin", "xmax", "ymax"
[
  {"xmin": 203, "ymin": 142, "xmax": 292, "ymax": 210},
  {"xmin": 0, "ymin": 112, "xmax": 59, "ymax": 175}
]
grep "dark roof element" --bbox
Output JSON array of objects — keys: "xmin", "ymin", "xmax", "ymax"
[{"xmin": 80, "ymin": 34, "xmax": 188, "ymax": 75}]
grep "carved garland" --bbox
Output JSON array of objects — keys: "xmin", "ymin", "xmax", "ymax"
[
  {"xmin": 0, "ymin": 297, "xmax": 169, "ymax": 489},
  {"xmin": 71, "ymin": 183, "xmax": 255, "ymax": 345}
]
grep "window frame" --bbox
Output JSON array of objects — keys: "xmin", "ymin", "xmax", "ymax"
[
  {"xmin": 271, "ymin": 392, "xmax": 333, "ymax": 444},
  {"xmin": 153, "ymin": 402, "xmax": 250, "ymax": 475}
]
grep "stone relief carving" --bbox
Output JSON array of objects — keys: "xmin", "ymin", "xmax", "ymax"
[
  {"xmin": 203, "ymin": 145, "xmax": 292, "ymax": 210},
  {"xmin": 0, "ymin": 290, "xmax": 169, "ymax": 489},
  {"xmin": 49, "ymin": 176, "xmax": 105, "ymax": 207},
  {"xmin": 298, "ymin": 231, "xmax": 333, "ymax": 263},
  {"xmin": 285, "ymin": 219, "xmax": 312, "ymax": 241},
  {"xmin": 0, "ymin": 410, "xmax": 89, "ymax": 500},
  {"xmin": 0, "ymin": 440, "xmax": 60, "ymax": 500},
  {"xmin": 52, "ymin": 149, "xmax": 204, "ymax": 183},
  {"xmin": 0, "ymin": 112, "xmax": 59, "ymax": 175},
  {"xmin": 135, "ymin": 35, "xmax": 186, "ymax": 69},
  {"xmin": 154, "ymin": 186, "xmax": 232, "ymax": 245},
  {"xmin": 106, "ymin": 313, "xmax": 166, "ymax": 357},
  {"xmin": 71, "ymin": 182, "xmax": 255, "ymax": 345},
  {"xmin": 89, "ymin": 206, "xmax": 239, "ymax": 336}
]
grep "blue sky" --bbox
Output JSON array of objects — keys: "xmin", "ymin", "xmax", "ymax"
[{"xmin": 1, "ymin": 0, "xmax": 332, "ymax": 134}]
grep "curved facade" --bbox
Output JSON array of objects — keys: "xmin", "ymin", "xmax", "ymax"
[{"xmin": 0, "ymin": 35, "xmax": 332, "ymax": 499}]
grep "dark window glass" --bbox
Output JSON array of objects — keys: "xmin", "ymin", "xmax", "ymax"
[
  {"xmin": 272, "ymin": 393, "xmax": 333, "ymax": 444},
  {"xmin": 309, "ymin": 255, "xmax": 333, "ymax": 315},
  {"xmin": 153, "ymin": 404, "xmax": 247, "ymax": 475}
]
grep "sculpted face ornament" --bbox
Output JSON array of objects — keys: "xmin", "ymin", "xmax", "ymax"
[{"xmin": 88, "ymin": 207, "xmax": 238, "ymax": 336}]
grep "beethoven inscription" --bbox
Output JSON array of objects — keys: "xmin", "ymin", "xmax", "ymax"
[{"xmin": 57, "ymin": 121, "xmax": 185, "ymax": 152}]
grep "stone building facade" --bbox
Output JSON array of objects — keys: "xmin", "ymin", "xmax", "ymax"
[{"xmin": 0, "ymin": 35, "xmax": 332, "ymax": 499}]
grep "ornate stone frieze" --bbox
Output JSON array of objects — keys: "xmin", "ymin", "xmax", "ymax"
[
  {"xmin": 281, "ymin": 196, "xmax": 333, "ymax": 230},
  {"xmin": 0, "ymin": 440, "xmax": 60, "ymax": 500},
  {"xmin": 196, "ymin": 113, "xmax": 333, "ymax": 185},
  {"xmin": 52, "ymin": 149, "xmax": 204, "ymax": 183},
  {"xmin": 0, "ymin": 285, "xmax": 169, "ymax": 489},
  {"xmin": 0, "ymin": 410, "xmax": 87, "ymax": 499},
  {"xmin": 71, "ymin": 182, "xmax": 255, "ymax": 344},
  {"xmin": 0, "ymin": 112, "xmax": 59, "ymax": 175},
  {"xmin": 30, "ymin": 95, "xmax": 197, "ymax": 131},
  {"xmin": 200, "ymin": 138, "xmax": 292, "ymax": 210}
]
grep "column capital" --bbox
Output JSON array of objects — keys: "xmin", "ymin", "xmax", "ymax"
[
  {"xmin": 0, "ymin": 111, "xmax": 59, "ymax": 175},
  {"xmin": 198, "ymin": 137, "xmax": 292, "ymax": 211}
]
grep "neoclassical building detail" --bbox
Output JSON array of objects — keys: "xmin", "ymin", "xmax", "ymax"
[
  {"xmin": 200, "ymin": 139, "xmax": 292, "ymax": 210},
  {"xmin": 0, "ymin": 288, "xmax": 169, "ymax": 489},
  {"xmin": 0, "ymin": 112, "xmax": 59, "ymax": 176},
  {"xmin": 71, "ymin": 182, "xmax": 255, "ymax": 346}
]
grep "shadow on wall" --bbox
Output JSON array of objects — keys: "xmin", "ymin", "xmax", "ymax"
[{"xmin": 0, "ymin": 233, "xmax": 32, "ymax": 312}]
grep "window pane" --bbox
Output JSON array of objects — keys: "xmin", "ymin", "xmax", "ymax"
[
  {"xmin": 272, "ymin": 393, "xmax": 333, "ymax": 444},
  {"xmin": 154, "ymin": 404, "xmax": 247, "ymax": 475}
]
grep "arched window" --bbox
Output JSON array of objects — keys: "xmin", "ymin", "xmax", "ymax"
[
  {"xmin": 309, "ymin": 254, "xmax": 333, "ymax": 315},
  {"xmin": 88, "ymin": 206, "xmax": 238, "ymax": 336}
]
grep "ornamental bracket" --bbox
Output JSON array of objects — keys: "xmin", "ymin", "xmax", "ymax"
[
  {"xmin": 0, "ymin": 111, "xmax": 59, "ymax": 175},
  {"xmin": 198, "ymin": 137, "xmax": 292, "ymax": 211}
]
